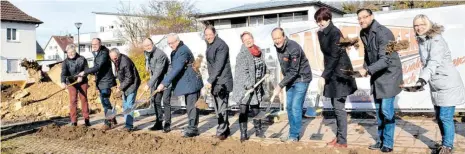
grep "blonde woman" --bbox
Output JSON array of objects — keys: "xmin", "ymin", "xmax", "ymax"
[
  {"xmin": 413, "ymin": 14, "xmax": 465, "ymax": 154},
  {"xmin": 61, "ymin": 44, "xmax": 90, "ymax": 126}
]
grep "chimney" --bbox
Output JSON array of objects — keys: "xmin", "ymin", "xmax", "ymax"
[{"xmin": 382, "ymin": 5, "xmax": 391, "ymax": 11}]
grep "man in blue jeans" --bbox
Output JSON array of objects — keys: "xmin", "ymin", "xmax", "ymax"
[
  {"xmin": 357, "ymin": 9, "xmax": 403, "ymax": 153},
  {"xmin": 109, "ymin": 48, "xmax": 141, "ymax": 131},
  {"xmin": 79, "ymin": 38, "xmax": 117, "ymax": 130},
  {"xmin": 271, "ymin": 28, "xmax": 313, "ymax": 142}
]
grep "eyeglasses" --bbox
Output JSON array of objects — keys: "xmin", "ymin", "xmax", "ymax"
[{"xmin": 357, "ymin": 15, "xmax": 371, "ymax": 21}]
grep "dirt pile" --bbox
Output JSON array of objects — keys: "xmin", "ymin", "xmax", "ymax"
[
  {"xmin": 1, "ymin": 75, "xmax": 124, "ymax": 123},
  {"xmin": 1, "ymin": 84, "xmax": 21, "ymax": 102},
  {"xmin": 34, "ymin": 124, "xmax": 382, "ymax": 154}
]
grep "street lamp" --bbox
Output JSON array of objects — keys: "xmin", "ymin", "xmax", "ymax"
[{"xmin": 75, "ymin": 22, "xmax": 82, "ymax": 54}]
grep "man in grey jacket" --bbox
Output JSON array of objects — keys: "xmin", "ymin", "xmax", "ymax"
[
  {"xmin": 142, "ymin": 38, "xmax": 170, "ymax": 132},
  {"xmin": 357, "ymin": 9, "xmax": 403, "ymax": 153}
]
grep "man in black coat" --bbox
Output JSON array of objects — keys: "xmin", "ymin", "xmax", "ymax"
[
  {"xmin": 109, "ymin": 48, "xmax": 141, "ymax": 132},
  {"xmin": 78, "ymin": 38, "xmax": 117, "ymax": 130},
  {"xmin": 357, "ymin": 9, "xmax": 403, "ymax": 153},
  {"xmin": 204, "ymin": 26, "xmax": 233, "ymax": 140}
]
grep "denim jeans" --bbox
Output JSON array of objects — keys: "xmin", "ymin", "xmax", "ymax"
[
  {"xmin": 374, "ymin": 97, "xmax": 396, "ymax": 149},
  {"xmin": 286, "ymin": 82, "xmax": 309, "ymax": 140},
  {"xmin": 434, "ymin": 105, "xmax": 456, "ymax": 148},
  {"xmin": 99, "ymin": 88, "xmax": 113, "ymax": 125},
  {"xmin": 123, "ymin": 92, "xmax": 137, "ymax": 129}
]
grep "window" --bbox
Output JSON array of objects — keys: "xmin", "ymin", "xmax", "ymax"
[
  {"xmin": 100, "ymin": 26, "xmax": 105, "ymax": 32},
  {"xmin": 79, "ymin": 45, "xmax": 86, "ymax": 49},
  {"xmin": 279, "ymin": 13, "xmax": 294, "ymax": 23},
  {"xmin": 231, "ymin": 17, "xmax": 247, "ymax": 28},
  {"xmin": 7, "ymin": 59, "xmax": 20, "ymax": 73},
  {"xmin": 110, "ymin": 26, "xmax": 114, "ymax": 29},
  {"xmin": 264, "ymin": 14, "xmax": 278, "ymax": 25},
  {"xmin": 120, "ymin": 24, "xmax": 123, "ymax": 28},
  {"xmin": 293, "ymin": 11, "xmax": 308, "ymax": 22},
  {"xmin": 117, "ymin": 43, "xmax": 122, "ymax": 46},
  {"xmin": 249, "ymin": 16, "xmax": 264, "ymax": 27},
  {"xmin": 105, "ymin": 44, "xmax": 111, "ymax": 47},
  {"xmin": 49, "ymin": 46, "xmax": 52, "ymax": 50},
  {"xmin": 6, "ymin": 28, "xmax": 18, "ymax": 41}
]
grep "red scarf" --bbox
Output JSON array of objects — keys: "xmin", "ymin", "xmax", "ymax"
[{"xmin": 248, "ymin": 45, "xmax": 261, "ymax": 57}]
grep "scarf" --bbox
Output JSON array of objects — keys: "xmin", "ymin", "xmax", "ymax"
[{"xmin": 248, "ymin": 45, "xmax": 261, "ymax": 57}]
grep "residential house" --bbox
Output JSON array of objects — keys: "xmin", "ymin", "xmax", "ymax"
[
  {"xmin": 43, "ymin": 35, "xmax": 74, "ymax": 61},
  {"xmin": 195, "ymin": 1, "xmax": 345, "ymax": 29},
  {"xmin": 0, "ymin": 1, "xmax": 43, "ymax": 82}
]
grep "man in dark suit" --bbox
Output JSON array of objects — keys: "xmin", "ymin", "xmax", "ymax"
[
  {"xmin": 357, "ymin": 9, "xmax": 403, "ymax": 153},
  {"xmin": 78, "ymin": 38, "xmax": 116, "ymax": 130},
  {"xmin": 109, "ymin": 48, "xmax": 141, "ymax": 132},
  {"xmin": 156, "ymin": 33, "xmax": 203, "ymax": 138},
  {"xmin": 204, "ymin": 26, "xmax": 233, "ymax": 140}
]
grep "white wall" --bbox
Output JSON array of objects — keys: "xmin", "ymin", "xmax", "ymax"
[
  {"xmin": 1, "ymin": 22, "xmax": 37, "ymax": 82},
  {"xmin": 1, "ymin": 22, "xmax": 37, "ymax": 60},
  {"xmin": 43, "ymin": 38, "xmax": 66, "ymax": 61}
]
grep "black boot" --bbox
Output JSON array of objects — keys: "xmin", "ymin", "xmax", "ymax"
[
  {"xmin": 84, "ymin": 119, "xmax": 91, "ymax": 127},
  {"xmin": 150, "ymin": 121, "xmax": 163, "ymax": 131},
  {"xmin": 253, "ymin": 119, "xmax": 265, "ymax": 138},
  {"xmin": 239, "ymin": 122, "xmax": 248, "ymax": 142}
]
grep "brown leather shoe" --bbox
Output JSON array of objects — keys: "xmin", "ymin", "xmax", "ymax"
[
  {"xmin": 100, "ymin": 124, "xmax": 111, "ymax": 131},
  {"xmin": 327, "ymin": 138, "xmax": 337, "ymax": 146},
  {"xmin": 333, "ymin": 143, "xmax": 348, "ymax": 148}
]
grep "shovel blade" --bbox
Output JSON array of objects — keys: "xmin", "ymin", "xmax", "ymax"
[
  {"xmin": 105, "ymin": 110, "xmax": 117, "ymax": 119},
  {"xmin": 309, "ymin": 134, "xmax": 324, "ymax": 140}
]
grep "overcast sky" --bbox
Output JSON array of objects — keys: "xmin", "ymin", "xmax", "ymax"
[{"xmin": 9, "ymin": 0, "xmax": 338, "ymax": 47}]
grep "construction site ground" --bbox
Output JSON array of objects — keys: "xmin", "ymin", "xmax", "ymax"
[{"xmin": 2, "ymin": 110, "xmax": 465, "ymax": 154}]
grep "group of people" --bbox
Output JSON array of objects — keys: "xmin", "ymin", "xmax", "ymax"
[{"xmin": 60, "ymin": 7, "xmax": 464, "ymax": 154}]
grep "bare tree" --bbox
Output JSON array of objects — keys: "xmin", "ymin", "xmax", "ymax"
[{"xmin": 116, "ymin": 0, "xmax": 198, "ymax": 47}]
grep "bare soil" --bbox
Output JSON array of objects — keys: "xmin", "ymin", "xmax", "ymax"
[{"xmin": 29, "ymin": 124, "xmax": 383, "ymax": 154}]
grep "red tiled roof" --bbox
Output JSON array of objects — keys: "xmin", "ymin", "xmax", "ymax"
[
  {"xmin": 52, "ymin": 36, "xmax": 74, "ymax": 52},
  {"xmin": 1, "ymin": 1, "xmax": 43, "ymax": 24}
]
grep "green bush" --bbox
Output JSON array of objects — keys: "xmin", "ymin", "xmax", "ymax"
[{"xmin": 128, "ymin": 47, "xmax": 150, "ymax": 82}]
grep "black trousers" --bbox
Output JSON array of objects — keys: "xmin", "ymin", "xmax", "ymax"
[{"xmin": 151, "ymin": 86, "xmax": 172, "ymax": 124}]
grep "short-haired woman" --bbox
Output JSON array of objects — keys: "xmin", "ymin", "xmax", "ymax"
[
  {"xmin": 232, "ymin": 31, "xmax": 268, "ymax": 142},
  {"xmin": 413, "ymin": 14, "xmax": 465, "ymax": 154},
  {"xmin": 61, "ymin": 44, "xmax": 91, "ymax": 126},
  {"xmin": 314, "ymin": 7, "xmax": 357, "ymax": 148}
]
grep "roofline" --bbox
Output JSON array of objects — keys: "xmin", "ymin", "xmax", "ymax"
[
  {"xmin": 92, "ymin": 11, "xmax": 145, "ymax": 17},
  {"xmin": 1, "ymin": 19, "xmax": 43, "ymax": 24},
  {"xmin": 195, "ymin": 1, "xmax": 345, "ymax": 18}
]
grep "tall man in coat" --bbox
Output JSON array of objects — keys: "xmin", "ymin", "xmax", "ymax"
[
  {"xmin": 142, "ymin": 38, "xmax": 171, "ymax": 132},
  {"xmin": 357, "ymin": 9, "xmax": 403, "ymax": 153},
  {"xmin": 271, "ymin": 28, "xmax": 313, "ymax": 142},
  {"xmin": 78, "ymin": 38, "xmax": 117, "ymax": 130},
  {"xmin": 156, "ymin": 33, "xmax": 204, "ymax": 138},
  {"xmin": 204, "ymin": 26, "xmax": 234, "ymax": 140},
  {"xmin": 109, "ymin": 48, "xmax": 141, "ymax": 131}
]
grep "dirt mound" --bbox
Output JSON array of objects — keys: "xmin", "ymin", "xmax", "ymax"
[
  {"xmin": 34, "ymin": 124, "xmax": 381, "ymax": 154},
  {"xmin": 1, "ymin": 75, "xmax": 125, "ymax": 123},
  {"xmin": 1, "ymin": 84, "xmax": 21, "ymax": 102}
]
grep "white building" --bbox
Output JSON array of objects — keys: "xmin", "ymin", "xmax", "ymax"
[
  {"xmin": 74, "ymin": 12, "xmax": 141, "ymax": 55},
  {"xmin": 195, "ymin": 1, "xmax": 345, "ymax": 29},
  {"xmin": 1, "ymin": 1, "xmax": 43, "ymax": 82},
  {"xmin": 43, "ymin": 35, "xmax": 74, "ymax": 61}
]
